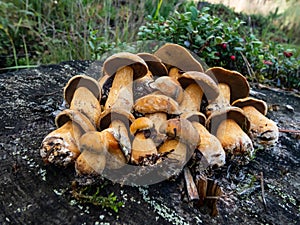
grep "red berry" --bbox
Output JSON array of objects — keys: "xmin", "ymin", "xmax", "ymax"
[
  {"xmin": 284, "ymin": 51, "xmax": 293, "ymax": 58},
  {"xmin": 221, "ymin": 43, "xmax": 227, "ymax": 49},
  {"xmin": 230, "ymin": 55, "xmax": 236, "ymax": 61}
]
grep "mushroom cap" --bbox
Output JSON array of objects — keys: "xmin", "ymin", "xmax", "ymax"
[
  {"xmin": 232, "ymin": 97, "xmax": 268, "ymax": 115},
  {"xmin": 178, "ymin": 71, "xmax": 220, "ymax": 102},
  {"xmin": 103, "ymin": 52, "xmax": 148, "ymax": 80},
  {"xmin": 55, "ymin": 109, "xmax": 95, "ymax": 133},
  {"xmin": 205, "ymin": 67, "xmax": 250, "ymax": 103},
  {"xmin": 134, "ymin": 93, "xmax": 181, "ymax": 115},
  {"xmin": 154, "ymin": 43, "xmax": 204, "ymax": 72},
  {"xmin": 137, "ymin": 52, "xmax": 168, "ymax": 76},
  {"xmin": 151, "ymin": 76, "xmax": 184, "ymax": 103},
  {"xmin": 130, "ymin": 117, "xmax": 154, "ymax": 135},
  {"xmin": 206, "ymin": 106, "xmax": 250, "ymax": 135},
  {"xmin": 180, "ymin": 111, "xmax": 206, "ymax": 125},
  {"xmin": 64, "ymin": 75, "xmax": 101, "ymax": 105},
  {"xmin": 98, "ymin": 108, "xmax": 135, "ymax": 130}
]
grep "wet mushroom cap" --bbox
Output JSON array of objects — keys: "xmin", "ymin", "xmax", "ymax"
[
  {"xmin": 137, "ymin": 52, "xmax": 168, "ymax": 76},
  {"xmin": 178, "ymin": 71, "xmax": 220, "ymax": 102},
  {"xmin": 151, "ymin": 76, "xmax": 184, "ymax": 103},
  {"xmin": 103, "ymin": 52, "xmax": 148, "ymax": 80},
  {"xmin": 206, "ymin": 106, "xmax": 250, "ymax": 135},
  {"xmin": 129, "ymin": 117, "xmax": 154, "ymax": 135},
  {"xmin": 205, "ymin": 67, "xmax": 250, "ymax": 103},
  {"xmin": 64, "ymin": 75, "xmax": 101, "ymax": 105},
  {"xmin": 154, "ymin": 43, "xmax": 204, "ymax": 72},
  {"xmin": 133, "ymin": 93, "xmax": 181, "ymax": 115},
  {"xmin": 55, "ymin": 109, "xmax": 95, "ymax": 133},
  {"xmin": 232, "ymin": 97, "xmax": 268, "ymax": 115}
]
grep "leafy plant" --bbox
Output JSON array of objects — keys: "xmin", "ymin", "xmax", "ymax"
[
  {"xmin": 138, "ymin": 4, "xmax": 300, "ymax": 90},
  {"xmin": 72, "ymin": 186, "xmax": 123, "ymax": 213}
]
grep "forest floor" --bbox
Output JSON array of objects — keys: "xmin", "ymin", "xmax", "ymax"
[{"xmin": 0, "ymin": 60, "xmax": 299, "ymax": 225}]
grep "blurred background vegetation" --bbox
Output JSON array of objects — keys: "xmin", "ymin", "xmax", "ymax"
[{"xmin": 0, "ymin": 0, "xmax": 299, "ymax": 89}]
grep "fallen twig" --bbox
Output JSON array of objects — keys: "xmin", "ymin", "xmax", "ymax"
[
  {"xmin": 184, "ymin": 167, "xmax": 199, "ymax": 202},
  {"xmin": 260, "ymin": 172, "xmax": 267, "ymax": 211},
  {"xmin": 279, "ymin": 129, "xmax": 300, "ymax": 134}
]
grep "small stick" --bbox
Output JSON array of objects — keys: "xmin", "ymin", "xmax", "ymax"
[
  {"xmin": 183, "ymin": 167, "xmax": 199, "ymax": 202},
  {"xmin": 260, "ymin": 172, "xmax": 267, "ymax": 211},
  {"xmin": 279, "ymin": 129, "xmax": 300, "ymax": 134}
]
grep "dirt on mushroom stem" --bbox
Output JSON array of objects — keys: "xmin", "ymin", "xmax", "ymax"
[{"xmin": 0, "ymin": 60, "xmax": 299, "ymax": 224}]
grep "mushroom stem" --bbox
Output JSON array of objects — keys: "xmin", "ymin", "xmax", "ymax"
[
  {"xmin": 131, "ymin": 132, "xmax": 157, "ymax": 164},
  {"xmin": 208, "ymin": 83, "xmax": 231, "ymax": 107},
  {"xmin": 216, "ymin": 119, "xmax": 254, "ymax": 156},
  {"xmin": 242, "ymin": 106, "xmax": 279, "ymax": 145},
  {"xmin": 109, "ymin": 119, "xmax": 132, "ymax": 162},
  {"xmin": 168, "ymin": 67, "xmax": 182, "ymax": 79},
  {"xmin": 40, "ymin": 121, "xmax": 82, "ymax": 166},
  {"xmin": 146, "ymin": 112, "xmax": 167, "ymax": 146},
  {"xmin": 206, "ymin": 83, "xmax": 231, "ymax": 116},
  {"xmin": 191, "ymin": 121, "xmax": 225, "ymax": 167},
  {"xmin": 70, "ymin": 87, "xmax": 101, "ymax": 126},
  {"xmin": 105, "ymin": 66, "xmax": 134, "ymax": 111},
  {"xmin": 158, "ymin": 139, "xmax": 187, "ymax": 165},
  {"xmin": 75, "ymin": 131, "xmax": 107, "ymax": 176},
  {"xmin": 180, "ymin": 83, "xmax": 204, "ymax": 112}
]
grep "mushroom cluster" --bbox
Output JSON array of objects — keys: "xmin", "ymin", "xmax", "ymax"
[{"xmin": 40, "ymin": 43, "xmax": 279, "ymax": 187}]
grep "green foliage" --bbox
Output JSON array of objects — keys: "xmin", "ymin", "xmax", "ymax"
[
  {"xmin": 72, "ymin": 186, "xmax": 123, "ymax": 213},
  {"xmin": 138, "ymin": 5, "xmax": 300, "ymax": 89}
]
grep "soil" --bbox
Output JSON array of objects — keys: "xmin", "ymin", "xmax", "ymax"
[{"xmin": 0, "ymin": 60, "xmax": 299, "ymax": 225}]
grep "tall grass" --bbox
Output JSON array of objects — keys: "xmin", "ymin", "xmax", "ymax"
[{"xmin": 0, "ymin": 0, "xmax": 182, "ymax": 70}]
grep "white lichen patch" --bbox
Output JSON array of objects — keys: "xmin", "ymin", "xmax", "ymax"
[{"xmin": 138, "ymin": 186, "xmax": 190, "ymax": 225}]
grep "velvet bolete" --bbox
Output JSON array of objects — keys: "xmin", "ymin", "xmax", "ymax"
[
  {"xmin": 206, "ymin": 107, "xmax": 254, "ymax": 161},
  {"xmin": 102, "ymin": 52, "xmax": 148, "ymax": 111},
  {"xmin": 64, "ymin": 75, "xmax": 101, "ymax": 127},
  {"xmin": 40, "ymin": 109, "xmax": 95, "ymax": 166},
  {"xmin": 205, "ymin": 67, "xmax": 250, "ymax": 116},
  {"xmin": 232, "ymin": 97, "xmax": 279, "ymax": 146}
]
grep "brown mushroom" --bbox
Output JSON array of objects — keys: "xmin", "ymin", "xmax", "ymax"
[
  {"xmin": 102, "ymin": 52, "xmax": 148, "ymax": 111},
  {"xmin": 232, "ymin": 97, "xmax": 279, "ymax": 146},
  {"xmin": 206, "ymin": 107, "xmax": 254, "ymax": 162},
  {"xmin": 130, "ymin": 117, "xmax": 157, "ymax": 164},
  {"xmin": 64, "ymin": 75, "xmax": 101, "ymax": 126},
  {"xmin": 98, "ymin": 108, "xmax": 134, "ymax": 162},
  {"xmin": 154, "ymin": 43, "xmax": 204, "ymax": 79},
  {"xmin": 137, "ymin": 52, "xmax": 168, "ymax": 77},
  {"xmin": 40, "ymin": 109, "xmax": 95, "ymax": 166},
  {"xmin": 178, "ymin": 71, "xmax": 219, "ymax": 113},
  {"xmin": 75, "ymin": 131, "xmax": 108, "ymax": 176},
  {"xmin": 205, "ymin": 67, "xmax": 250, "ymax": 116},
  {"xmin": 181, "ymin": 111, "xmax": 226, "ymax": 167},
  {"xmin": 75, "ymin": 128, "xmax": 127, "ymax": 176},
  {"xmin": 133, "ymin": 93, "xmax": 181, "ymax": 146},
  {"xmin": 159, "ymin": 118, "xmax": 199, "ymax": 152},
  {"xmin": 150, "ymin": 76, "xmax": 184, "ymax": 103},
  {"xmin": 158, "ymin": 118, "xmax": 199, "ymax": 173}
]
